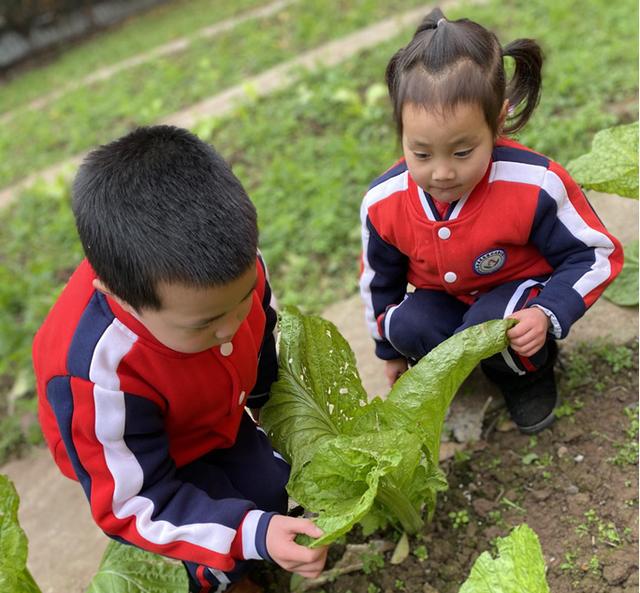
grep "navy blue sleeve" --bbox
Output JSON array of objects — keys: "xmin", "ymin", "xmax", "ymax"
[
  {"xmin": 527, "ymin": 179, "xmax": 619, "ymax": 338},
  {"xmin": 249, "ymin": 255, "xmax": 278, "ymax": 408},
  {"xmin": 360, "ymin": 216, "xmax": 409, "ymax": 360}
]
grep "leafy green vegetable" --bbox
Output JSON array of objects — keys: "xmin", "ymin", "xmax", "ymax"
[
  {"xmin": 605, "ymin": 239, "xmax": 639, "ymax": 306},
  {"xmin": 567, "ymin": 122, "xmax": 639, "ymax": 199},
  {"xmin": 0, "ymin": 474, "xmax": 42, "ymax": 593},
  {"xmin": 261, "ymin": 307, "xmax": 513, "ymax": 545},
  {"xmin": 459, "ymin": 524, "xmax": 550, "ymax": 593},
  {"xmin": 86, "ymin": 540, "xmax": 187, "ymax": 593}
]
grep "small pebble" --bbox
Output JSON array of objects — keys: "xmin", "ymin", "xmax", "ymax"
[
  {"xmin": 566, "ymin": 484, "xmax": 580, "ymax": 495},
  {"xmin": 574, "ymin": 454, "xmax": 584, "ymax": 463},
  {"xmin": 557, "ymin": 445, "xmax": 569, "ymax": 458}
]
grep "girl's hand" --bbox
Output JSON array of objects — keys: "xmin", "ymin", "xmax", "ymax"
[
  {"xmin": 506, "ymin": 308, "xmax": 550, "ymax": 357},
  {"xmin": 265, "ymin": 515, "xmax": 328, "ymax": 579},
  {"xmin": 385, "ymin": 358, "xmax": 408, "ymax": 386}
]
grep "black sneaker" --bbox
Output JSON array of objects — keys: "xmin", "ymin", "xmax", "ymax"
[{"xmin": 482, "ymin": 342, "xmax": 558, "ymax": 434}]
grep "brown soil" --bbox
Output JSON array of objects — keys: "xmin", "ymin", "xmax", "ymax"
[{"xmin": 254, "ymin": 342, "xmax": 639, "ymax": 593}]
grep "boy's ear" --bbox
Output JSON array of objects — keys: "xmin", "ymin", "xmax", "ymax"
[{"xmin": 92, "ymin": 278, "xmax": 138, "ymax": 315}]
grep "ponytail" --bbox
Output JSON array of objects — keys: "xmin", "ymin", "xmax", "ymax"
[
  {"xmin": 385, "ymin": 7, "xmax": 544, "ymax": 138},
  {"xmin": 502, "ymin": 39, "xmax": 543, "ymax": 134},
  {"xmin": 414, "ymin": 7, "xmax": 445, "ymax": 35}
]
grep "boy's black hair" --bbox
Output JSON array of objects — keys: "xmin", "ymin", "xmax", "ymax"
[
  {"xmin": 72, "ymin": 125, "xmax": 258, "ymax": 310},
  {"xmin": 386, "ymin": 7, "xmax": 543, "ymax": 138}
]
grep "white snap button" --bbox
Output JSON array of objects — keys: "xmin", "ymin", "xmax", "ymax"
[
  {"xmin": 470, "ymin": 290, "xmax": 479, "ymax": 295},
  {"xmin": 437, "ymin": 227, "xmax": 451, "ymax": 239},
  {"xmin": 444, "ymin": 272, "xmax": 457, "ymax": 283},
  {"xmin": 220, "ymin": 342, "xmax": 233, "ymax": 356},
  {"xmin": 238, "ymin": 391, "xmax": 245, "ymax": 405}
]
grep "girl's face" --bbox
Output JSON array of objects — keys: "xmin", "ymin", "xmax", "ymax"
[{"xmin": 402, "ymin": 101, "xmax": 500, "ymax": 203}]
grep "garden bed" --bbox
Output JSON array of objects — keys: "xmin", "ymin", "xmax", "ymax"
[{"xmin": 254, "ymin": 341, "xmax": 639, "ymax": 593}]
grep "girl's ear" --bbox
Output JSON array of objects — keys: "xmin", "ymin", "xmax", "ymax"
[
  {"xmin": 92, "ymin": 278, "xmax": 138, "ymax": 315},
  {"xmin": 497, "ymin": 99, "xmax": 509, "ymax": 135}
]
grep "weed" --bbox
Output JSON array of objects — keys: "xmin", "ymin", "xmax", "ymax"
[
  {"xmin": 610, "ymin": 405, "xmax": 639, "ymax": 466},
  {"xmin": 394, "ymin": 578, "xmax": 406, "ymax": 591},
  {"xmin": 537, "ymin": 453, "xmax": 554, "ymax": 468},
  {"xmin": 413, "ymin": 545, "xmax": 428, "ymax": 562},
  {"xmin": 555, "ymin": 398, "xmax": 585, "ymax": 418},
  {"xmin": 500, "ymin": 497, "xmax": 526, "ymax": 513},
  {"xmin": 453, "ymin": 450, "xmax": 472, "ymax": 464},
  {"xmin": 588, "ymin": 555, "xmax": 601, "ymax": 574},
  {"xmin": 601, "ymin": 345, "xmax": 634, "ymax": 373},
  {"xmin": 367, "ymin": 584, "xmax": 380, "ymax": 593},
  {"xmin": 576, "ymin": 509, "xmax": 623, "ymax": 547},
  {"xmin": 448, "ymin": 510, "xmax": 470, "ymax": 529},
  {"xmin": 560, "ymin": 550, "xmax": 578, "ymax": 572},
  {"xmin": 361, "ymin": 549, "xmax": 385, "ymax": 575}
]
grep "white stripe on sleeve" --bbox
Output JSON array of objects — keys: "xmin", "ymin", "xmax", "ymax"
[
  {"xmin": 359, "ymin": 171, "xmax": 409, "ymax": 340},
  {"xmin": 90, "ymin": 319, "xmax": 236, "ymax": 554}
]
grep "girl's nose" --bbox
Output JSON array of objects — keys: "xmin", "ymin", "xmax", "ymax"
[{"xmin": 432, "ymin": 163, "xmax": 455, "ymax": 181}]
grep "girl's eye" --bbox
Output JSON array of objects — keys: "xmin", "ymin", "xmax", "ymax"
[
  {"xmin": 413, "ymin": 152, "xmax": 430, "ymax": 160},
  {"xmin": 454, "ymin": 149, "xmax": 473, "ymax": 158}
]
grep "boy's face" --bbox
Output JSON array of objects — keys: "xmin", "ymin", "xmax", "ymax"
[{"xmin": 132, "ymin": 264, "xmax": 258, "ymax": 353}]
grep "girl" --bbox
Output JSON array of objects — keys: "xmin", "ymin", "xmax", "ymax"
[{"xmin": 359, "ymin": 7, "xmax": 623, "ymax": 434}]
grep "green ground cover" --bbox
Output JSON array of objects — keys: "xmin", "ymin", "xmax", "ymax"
[
  {"xmin": 0, "ymin": 0, "xmax": 637, "ymax": 459},
  {"xmin": 0, "ymin": 0, "xmax": 429, "ymax": 188},
  {"xmin": 0, "ymin": 0, "xmax": 266, "ymax": 113}
]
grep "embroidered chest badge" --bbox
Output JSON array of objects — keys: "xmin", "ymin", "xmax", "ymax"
[{"xmin": 473, "ymin": 249, "xmax": 507, "ymax": 275}]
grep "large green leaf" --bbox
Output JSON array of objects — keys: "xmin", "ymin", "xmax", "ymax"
[
  {"xmin": 459, "ymin": 524, "xmax": 550, "ymax": 593},
  {"xmin": 386, "ymin": 319, "xmax": 513, "ymax": 464},
  {"xmin": 261, "ymin": 307, "xmax": 369, "ymax": 473},
  {"xmin": 0, "ymin": 474, "xmax": 42, "ymax": 593},
  {"xmin": 567, "ymin": 122, "xmax": 639, "ymax": 199},
  {"xmin": 86, "ymin": 540, "xmax": 188, "ymax": 593},
  {"xmin": 288, "ymin": 430, "xmax": 423, "ymax": 546},
  {"xmin": 263, "ymin": 309, "xmax": 513, "ymax": 544},
  {"xmin": 604, "ymin": 240, "xmax": 639, "ymax": 306}
]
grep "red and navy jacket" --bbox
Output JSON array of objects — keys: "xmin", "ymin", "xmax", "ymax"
[
  {"xmin": 360, "ymin": 138, "xmax": 624, "ymax": 360},
  {"xmin": 33, "ymin": 255, "xmax": 278, "ymax": 571}
]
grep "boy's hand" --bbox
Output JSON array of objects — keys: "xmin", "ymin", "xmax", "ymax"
[
  {"xmin": 265, "ymin": 516, "xmax": 328, "ymax": 578},
  {"xmin": 507, "ymin": 308, "xmax": 550, "ymax": 357},
  {"xmin": 385, "ymin": 358, "xmax": 408, "ymax": 386}
]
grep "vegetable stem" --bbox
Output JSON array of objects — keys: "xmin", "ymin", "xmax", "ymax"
[{"xmin": 377, "ymin": 480, "xmax": 423, "ymax": 534}]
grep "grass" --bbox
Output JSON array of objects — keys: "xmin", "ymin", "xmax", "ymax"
[
  {"xmin": 0, "ymin": 0, "xmax": 430, "ymax": 188},
  {"xmin": 0, "ymin": 0, "xmax": 638, "ymax": 459},
  {"xmin": 0, "ymin": 0, "xmax": 267, "ymax": 113}
]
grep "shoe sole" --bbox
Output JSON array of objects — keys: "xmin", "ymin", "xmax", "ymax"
[{"xmin": 516, "ymin": 411, "xmax": 556, "ymax": 435}]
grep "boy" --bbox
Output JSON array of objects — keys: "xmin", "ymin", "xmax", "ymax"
[{"xmin": 32, "ymin": 126, "xmax": 327, "ymax": 593}]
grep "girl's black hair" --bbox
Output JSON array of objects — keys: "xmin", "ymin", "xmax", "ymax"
[
  {"xmin": 385, "ymin": 7, "xmax": 543, "ymax": 137},
  {"xmin": 72, "ymin": 125, "xmax": 258, "ymax": 310}
]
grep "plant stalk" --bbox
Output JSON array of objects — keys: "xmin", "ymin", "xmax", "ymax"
[{"xmin": 376, "ymin": 479, "xmax": 423, "ymax": 535}]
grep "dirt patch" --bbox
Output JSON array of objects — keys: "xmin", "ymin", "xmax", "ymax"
[{"xmin": 254, "ymin": 341, "xmax": 639, "ymax": 593}]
